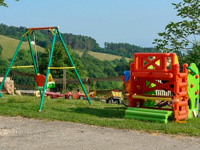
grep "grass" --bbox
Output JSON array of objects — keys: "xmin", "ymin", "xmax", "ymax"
[
  {"xmin": 0, "ymin": 94, "xmax": 200, "ymax": 137},
  {"xmin": 74, "ymin": 49, "xmax": 130, "ymax": 61},
  {"xmin": 0, "ymin": 35, "xmax": 45, "ymax": 59}
]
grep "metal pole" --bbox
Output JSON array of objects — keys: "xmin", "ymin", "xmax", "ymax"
[
  {"xmin": 26, "ymin": 27, "xmax": 57, "ymax": 31},
  {"xmin": 57, "ymin": 30, "xmax": 91, "ymax": 104},
  {"xmin": 38, "ymin": 27, "xmax": 57, "ymax": 111},
  {"xmin": 27, "ymin": 34, "xmax": 38, "ymax": 75},
  {"xmin": 0, "ymin": 29, "xmax": 27, "ymax": 98}
]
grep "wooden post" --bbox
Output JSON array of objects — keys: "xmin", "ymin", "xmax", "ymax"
[
  {"xmin": 86, "ymin": 84, "xmax": 90, "ymax": 93},
  {"xmin": 86, "ymin": 77, "xmax": 89, "ymax": 92},
  {"xmin": 63, "ymin": 69, "xmax": 66, "ymax": 93}
]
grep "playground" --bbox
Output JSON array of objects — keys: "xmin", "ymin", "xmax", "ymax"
[
  {"xmin": 1, "ymin": 0, "xmax": 200, "ymax": 149},
  {"xmin": 0, "ymin": 26, "xmax": 200, "ymax": 137}
]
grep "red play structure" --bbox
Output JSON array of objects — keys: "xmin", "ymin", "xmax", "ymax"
[{"xmin": 123, "ymin": 53, "xmax": 192, "ymax": 122}]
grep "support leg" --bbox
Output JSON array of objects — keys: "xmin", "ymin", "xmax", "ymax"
[
  {"xmin": 27, "ymin": 34, "xmax": 38, "ymax": 75},
  {"xmin": 38, "ymin": 27, "xmax": 57, "ymax": 111},
  {"xmin": 58, "ymin": 30, "xmax": 91, "ymax": 104},
  {"xmin": 0, "ymin": 29, "xmax": 26, "ymax": 98}
]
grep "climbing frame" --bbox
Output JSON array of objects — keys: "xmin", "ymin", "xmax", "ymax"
[{"xmin": 126, "ymin": 53, "xmax": 190, "ymax": 122}]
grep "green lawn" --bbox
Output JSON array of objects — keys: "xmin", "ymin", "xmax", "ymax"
[
  {"xmin": 0, "ymin": 35, "xmax": 45, "ymax": 60},
  {"xmin": 0, "ymin": 94, "xmax": 200, "ymax": 137}
]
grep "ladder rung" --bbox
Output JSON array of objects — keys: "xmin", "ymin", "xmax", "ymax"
[
  {"xmin": 178, "ymin": 92, "xmax": 187, "ymax": 97},
  {"xmin": 178, "ymin": 73, "xmax": 187, "ymax": 78},
  {"xmin": 178, "ymin": 101, "xmax": 187, "ymax": 106},
  {"xmin": 179, "ymin": 82, "xmax": 188, "ymax": 87},
  {"xmin": 132, "ymin": 95, "xmax": 171, "ymax": 101},
  {"xmin": 179, "ymin": 110, "xmax": 187, "ymax": 115}
]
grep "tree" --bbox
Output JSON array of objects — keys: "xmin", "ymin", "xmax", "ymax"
[
  {"xmin": 153, "ymin": 0, "xmax": 200, "ymax": 52},
  {"xmin": 0, "ymin": 0, "xmax": 19, "ymax": 7},
  {"xmin": 0, "ymin": 58, "xmax": 8, "ymax": 74},
  {"xmin": 114, "ymin": 57, "xmax": 129, "ymax": 75},
  {"xmin": 0, "ymin": 44, "xmax": 2, "ymax": 56}
]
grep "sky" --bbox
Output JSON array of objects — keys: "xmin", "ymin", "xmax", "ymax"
[{"xmin": 0, "ymin": 0, "xmax": 182, "ymax": 48}]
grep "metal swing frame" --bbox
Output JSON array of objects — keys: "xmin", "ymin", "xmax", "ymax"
[{"xmin": 0, "ymin": 26, "xmax": 92, "ymax": 111}]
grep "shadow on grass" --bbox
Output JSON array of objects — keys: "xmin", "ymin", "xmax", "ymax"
[
  {"xmin": 52, "ymin": 106, "xmax": 126, "ymax": 119},
  {"xmin": 7, "ymin": 98, "xmax": 33, "ymax": 104}
]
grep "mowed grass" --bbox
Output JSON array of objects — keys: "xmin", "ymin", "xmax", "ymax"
[
  {"xmin": 74, "ymin": 49, "xmax": 130, "ymax": 61},
  {"xmin": 0, "ymin": 94, "xmax": 200, "ymax": 137},
  {"xmin": 0, "ymin": 35, "xmax": 45, "ymax": 59}
]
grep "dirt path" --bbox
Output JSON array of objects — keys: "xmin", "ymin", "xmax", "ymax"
[{"xmin": 0, "ymin": 116, "xmax": 199, "ymax": 150}]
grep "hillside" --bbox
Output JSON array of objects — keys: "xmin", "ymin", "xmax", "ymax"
[
  {"xmin": 0, "ymin": 24, "xmax": 157, "ymax": 58},
  {"xmin": 0, "ymin": 35, "xmax": 130, "ymax": 62},
  {"xmin": 0, "ymin": 35, "xmax": 45, "ymax": 59},
  {"xmin": 74, "ymin": 50, "xmax": 130, "ymax": 62}
]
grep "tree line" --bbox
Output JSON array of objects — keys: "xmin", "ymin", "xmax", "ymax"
[
  {"xmin": 92, "ymin": 42, "xmax": 159, "ymax": 58},
  {"xmin": 0, "ymin": 24, "xmax": 157, "ymax": 58}
]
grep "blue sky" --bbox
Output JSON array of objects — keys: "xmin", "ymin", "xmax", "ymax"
[{"xmin": 1, "ymin": 0, "xmax": 181, "ymax": 47}]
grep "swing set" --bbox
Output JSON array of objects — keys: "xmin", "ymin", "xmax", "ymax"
[{"xmin": 0, "ymin": 26, "xmax": 92, "ymax": 111}]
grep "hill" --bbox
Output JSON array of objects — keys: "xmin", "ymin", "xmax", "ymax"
[
  {"xmin": 0, "ymin": 35, "xmax": 45, "ymax": 60},
  {"xmin": 74, "ymin": 50, "xmax": 130, "ymax": 62},
  {"xmin": 0, "ymin": 24, "xmax": 158, "ymax": 58},
  {"xmin": 0, "ymin": 34, "xmax": 130, "ymax": 62}
]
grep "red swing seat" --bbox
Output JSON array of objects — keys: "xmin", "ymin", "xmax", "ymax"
[{"xmin": 36, "ymin": 74, "xmax": 46, "ymax": 90}]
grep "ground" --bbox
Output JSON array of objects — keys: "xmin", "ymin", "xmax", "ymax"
[{"xmin": 0, "ymin": 116, "xmax": 199, "ymax": 150}]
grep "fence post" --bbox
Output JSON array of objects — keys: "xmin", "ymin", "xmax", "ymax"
[{"xmin": 63, "ymin": 69, "xmax": 66, "ymax": 93}]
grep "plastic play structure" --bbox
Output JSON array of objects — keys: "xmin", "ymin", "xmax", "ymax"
[
  {"xmin": 0, "ymin": 26, "xmax": 91, "ymax": 111},
  {"xmin": 122, "ymin": 53, "xmax": 199, "ymax": 123}
]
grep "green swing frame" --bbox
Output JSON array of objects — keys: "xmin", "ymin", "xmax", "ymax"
[{"xmin": 0, "ymin": 26, "xmax": 91, "ymax": 111}]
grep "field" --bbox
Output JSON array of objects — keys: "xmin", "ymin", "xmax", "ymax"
[
  {"xmin": 75, "ymin": 49, "xmax": 130, "ymax": 61},
  {"xmin": 0, "ymin": 94, "xmax": 200, "ymax": 137},
  {"xmin": 0, "ymin": 35, "xmax": 45, "ymax": 60}
]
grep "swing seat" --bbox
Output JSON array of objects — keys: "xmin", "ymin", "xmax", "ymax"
[
  {"xmin": 36, "ymin": 74, "xmax": 46, "ymax": 90},
  {"xmin": 47, "ymin": 73, "xmax": 55, "ymax": 88},
  {"xmin": 47, "ymin": 81, "xmax": 55, "ymax": 89},
  {"xmin": 36, "ymin": 74, "xmax": 55, "ymax": 89}
]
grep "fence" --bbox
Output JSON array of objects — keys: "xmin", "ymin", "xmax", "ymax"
[
  {"xmin": 0, "ymin": 71, "xmax": 173, "ymax": 97},
  {"xmin": 0, "ymin": 70, "xmax": 122, "ymax": 91}
]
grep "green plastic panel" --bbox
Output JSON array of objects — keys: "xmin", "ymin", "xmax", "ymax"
[
  {"xmin": 187, "ymin": 63, "xmax": 199, "ymax": 119},
  {"xmin": 143, "ymin": 81, "xmax": 156, "ymax": 107}
]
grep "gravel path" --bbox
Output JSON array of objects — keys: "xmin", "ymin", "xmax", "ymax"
[{"xmin": 0, "ymin": 116, "xmax": 199, "ymax": 150}]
